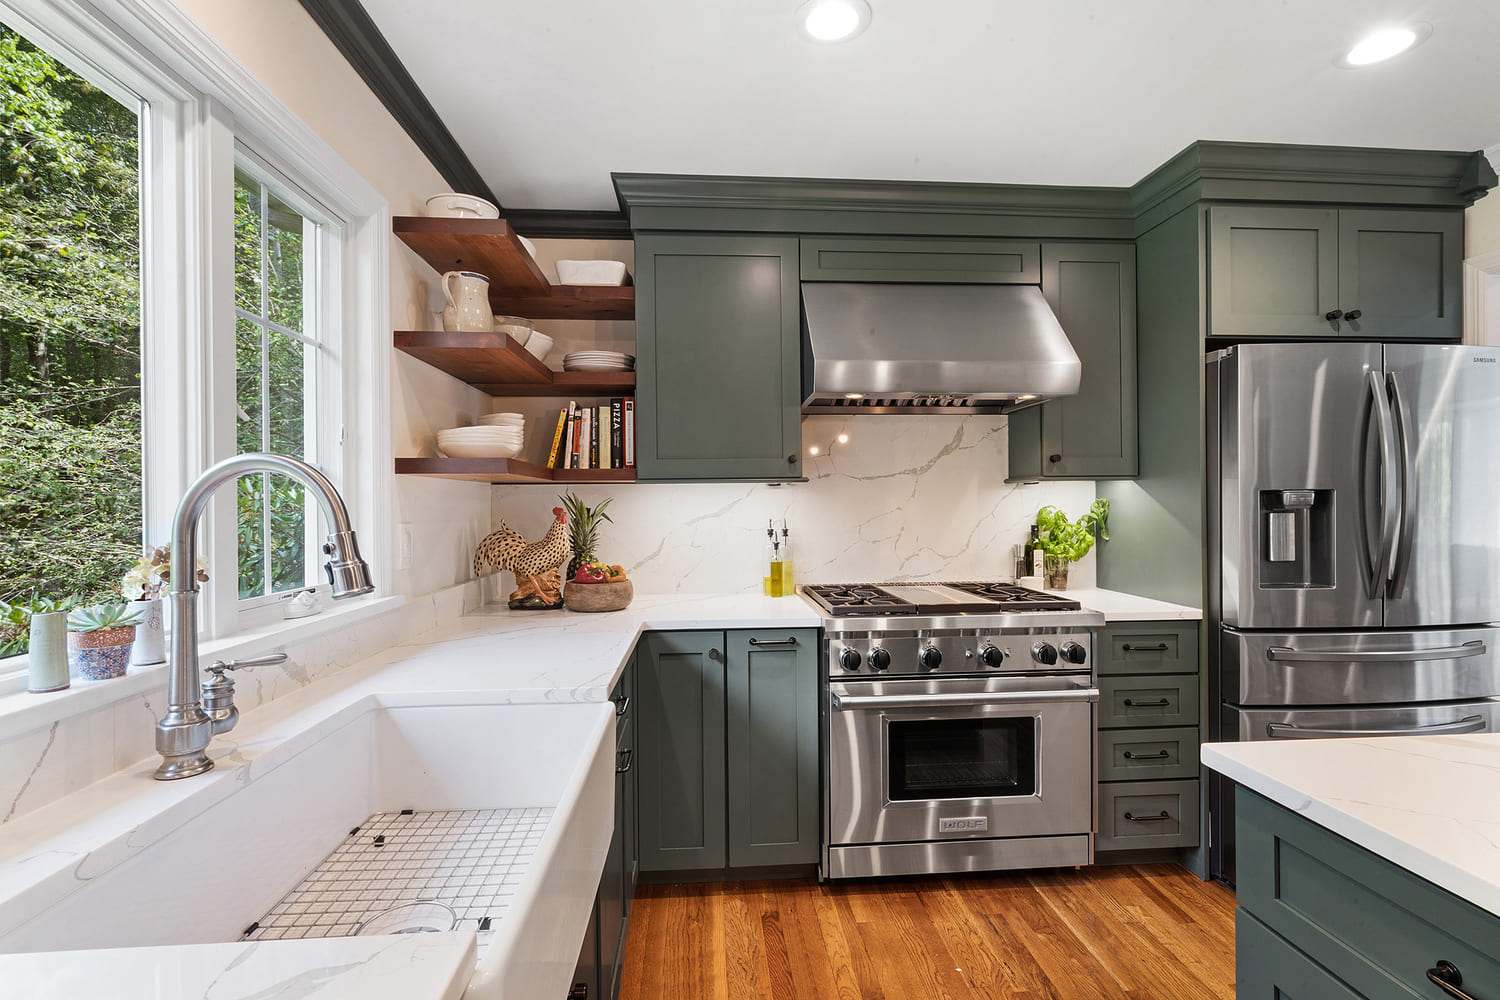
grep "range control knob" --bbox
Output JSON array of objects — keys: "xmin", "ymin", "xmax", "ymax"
[
  {"xmin": 839, "ymin": 648, "xmax": 862, "ymax": 672},
  {"xmin": 919, "ymin": 645, "xmax": 943, "ymax": 670},
  {"xmin": 980, "ymin": 644, "xmax": 1007, "ymax": 668},
  {"xmin": 1032, "ymin": 642, "xmax": 1059, "ymax": 666},
  {"xmin": 1060, "ymin": 641, "xmax": 1088, "ymax": 665},
  {"xmin": 868, "ymin": 647, "xmax": 891, "ymax": 672}
]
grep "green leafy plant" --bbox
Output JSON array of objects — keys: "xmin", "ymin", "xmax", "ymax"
[
  {"xmin": 560, "ymin": 492, "xmax": 613, "ymax": 580},
  {"xmin": 66, "ymin": 603, "xmax": 145, "ymax": 633},
  {"xmin": 1035, "ymin": 499, "xmax": 1111, "ymax": 562}
]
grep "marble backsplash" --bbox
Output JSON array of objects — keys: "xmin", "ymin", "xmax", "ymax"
[{"xmin": 489, "ymin": 414, "xmax": 1099, "ymax": 597}]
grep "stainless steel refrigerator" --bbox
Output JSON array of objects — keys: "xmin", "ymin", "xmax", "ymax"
[{"xmin": 1207, "ymin": 341, "xmax": 1500, "ymax": 882}]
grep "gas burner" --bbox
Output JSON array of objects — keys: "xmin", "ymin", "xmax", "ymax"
[
  {"xmin": 802, "ymin": 584, "xmax": 917, "ymax": 616},
  {"xmin": 802, "ymin": 581, "xmax": 1083, "ymax": 617},
  {"xmin": 944, "ymin": 581, "xmax": 1082, "ymax": 612}
]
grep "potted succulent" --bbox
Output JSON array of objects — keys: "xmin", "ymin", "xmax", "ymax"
[
  {"xmin": 0, "ymin": 596, "xmax": 80, "ymax": 693},
  {"xmin": 121, "ymin": 545, "xmax": 208, "ymax": 666},
  {"xmin": 1034, "ymin": 499, "xmax": 1111, "ymax": 590},
  {"xmin": 66, "ymin": 603, "xmax": 146, "ymax": 681},
  {"xmin": 559, "ymin": 492, "xmax": 632, "ymax": 613}
]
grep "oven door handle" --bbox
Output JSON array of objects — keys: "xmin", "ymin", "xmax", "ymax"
[
  {"xmin": 1265, "ymin": 715, "xmax": 1487, "ymax": 739},
  {"xmin": 830, "ymin": 689, "xmax": 1099, "ymax": 711}
]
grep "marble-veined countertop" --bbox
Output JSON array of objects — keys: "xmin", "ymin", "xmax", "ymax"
[{"xmin": 1202, "ymin": 734, "xmax": 1500, "ymax": 917}]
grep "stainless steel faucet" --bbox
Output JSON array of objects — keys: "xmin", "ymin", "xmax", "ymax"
[{"xmin": 154, "ymin": 453, "xmax": 374, "ymax": 780}]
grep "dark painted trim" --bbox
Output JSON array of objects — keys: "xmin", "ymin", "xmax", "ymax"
[
  {"xmin": 504, "ymin": 209, "xmax": 632, "ymax": 241},
  {"xmin": 296, "ymin": 0, "xmax": 498, "ymax": 207}
]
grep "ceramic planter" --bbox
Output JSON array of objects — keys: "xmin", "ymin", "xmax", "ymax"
[
  {"xmin": 127, "ymin": 598, "xmax": 165, "ymax": 666},
  {"xmin": 67, "ymin": 625, "xmax": 136, "ymax": 681},
  {"xmin": 26, "ymin": 611, "xmax": 70, "ymax": 693}
]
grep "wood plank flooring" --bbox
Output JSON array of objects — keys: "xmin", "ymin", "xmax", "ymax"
[{"xmin": 620, "ymin": 864, "xmax": 1237, "ymax": 1000}]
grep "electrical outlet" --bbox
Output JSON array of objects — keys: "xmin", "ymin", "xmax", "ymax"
[{"xmin": 397, "ymin": 523, "xmax": 413, "ymax": 570}]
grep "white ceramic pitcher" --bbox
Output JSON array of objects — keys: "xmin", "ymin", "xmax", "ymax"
[{"xmin": 442, "ymin": 271, "xmax": 494, "ymax": 332}]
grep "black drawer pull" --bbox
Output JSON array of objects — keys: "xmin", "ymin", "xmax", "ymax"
[
  {"xmin": 1123, "ymin": 749, "xmax": 1171, "ymax": 760},
  {"xmin": 1124, "ymin": 810, "xmax": 1172, "ymax": 823},
  {"xmin": 616, "ymin": 749, "xmax": 633, "ymax": 774},
  {"xmin": 614, "ymin": 696, "xmax": 630, "ymax": 717},
  {"xmin": 1121, "ymin": 643, "xmax": 1169, "ymax": 652},
  {"xmin": 748, "ymin": 637, "xmax": 798, "ymax": 647},
  {"xmin": 1427, "ymin": 961, "xmax": 1479, "ymax": 1000},
  {"xmin": 1123, "ymin": 698, "xmax": 1171, "ymax": 708}
]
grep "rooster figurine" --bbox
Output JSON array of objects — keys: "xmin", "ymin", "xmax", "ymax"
[{"xmin": 473, "ymin": 506, "xmax": 571, "ymax": 609}]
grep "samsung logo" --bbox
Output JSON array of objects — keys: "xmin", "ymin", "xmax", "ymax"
[
  {"xmin": 1475, "ymin": 357, "xmax": 1497, "ymax": 364},
  {"xmin": 938, "ymin": 817, "xmax": 988, "ymax": 833}
]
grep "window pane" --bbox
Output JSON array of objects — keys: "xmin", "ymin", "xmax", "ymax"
[
  {"xmin": 265, "ymin": 192, "xmax": 303, "ymax": 333},
  {"xmin": 235, "ymin": 317, "xmax": 263, "ymax": 454},
  {"xmin": 233, "ymin": 171, "xmax": 260, "ymax": 315},
  {"xmin": 0, "ymin": 24, "xmax": 141, "ymax": 655}
]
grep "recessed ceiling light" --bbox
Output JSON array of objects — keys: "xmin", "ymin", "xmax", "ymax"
[
  {"xmin": 800, "ymin": 0, "xmax": 871, "ymax": 42},
  {"xmin": 1338, "ymin": 23, "xmax": 1430, "ymax": 67}
]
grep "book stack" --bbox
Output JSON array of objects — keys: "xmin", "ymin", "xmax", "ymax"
[{"xmin": 546, "ymin": 399, "xmax": 636, "ymax": 471}]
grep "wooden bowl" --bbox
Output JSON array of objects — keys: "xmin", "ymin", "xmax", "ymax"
[{"xmin": 564, "ymin": 579, "xmax": 634, "ymax": 613}]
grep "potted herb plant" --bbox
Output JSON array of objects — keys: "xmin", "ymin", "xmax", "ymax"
[
  {"xmin": 1034, "ymin": 499, "xmax": 1111, "ymax": 590},
  {"xmin": 66, "ymin": 603, "xmax": 146, "ymax": 681},
  {"xmin": 121, "ymin": 545, "xmax": 208, "ymax": 666},
  {"xmin": 0, "ymin": 596, "xmax": 79, "ymax": 692}
]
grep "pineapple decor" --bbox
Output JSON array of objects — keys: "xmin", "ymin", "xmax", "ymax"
[
  {"xmin": 559, "ymin": 492, "xmax": 632, "ymax": 612},
  {"xmin": 561, "ymin": 492, "xmax": 613, "ymax": 581}
]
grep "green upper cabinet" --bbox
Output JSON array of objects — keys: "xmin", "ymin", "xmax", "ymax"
[
  {"xmin": 1008, "ymin": 242, "xmax": 1138, "ymax": 480},
  {"xmin": 1207, "ymin": 205, "xmax": 1462, "ymax": 340},
  {"xmin": 799, "ymin": 237, "xmax": 1040, "ymax": 283},
  {"xmin": 633, "ymin": 234, "xmax": 803, "ymax": 482}
]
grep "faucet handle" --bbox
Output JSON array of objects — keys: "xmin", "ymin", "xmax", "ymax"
[
  {"xmin": 201, "ymin": 653, "xmax": 285, "ymax": 737},
  {"xmin": 207, "ymin": 653, "xmax": 289, "ymax": 676}
]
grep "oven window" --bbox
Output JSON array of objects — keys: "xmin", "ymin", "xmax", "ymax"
[{"xmin": 887, "ymin": 717, "xmax": 1037, "ymax": 800}]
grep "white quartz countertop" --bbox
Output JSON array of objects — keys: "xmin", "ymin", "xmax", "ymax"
[
  {"xmin": 1202, "ymin": 735, "xmax": 1500, "ymax": 918},
  {"xmin": 1059, "ymin": 588, "xmax": 1202, "ymax": 621}
]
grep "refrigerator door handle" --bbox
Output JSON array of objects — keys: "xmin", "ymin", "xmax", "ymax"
[
  {"xmin": 1363, "ymin": 370, "xmax": 1401, "ymax": 599},
  {"xmin": 1265, "ymin": 639, "xmax": 1487, "ymax": 663},
  {"xmin": 1266, "ymin": 715, "xmax": 1487, "ymax": 739},
  {"xmin": 1387, "ymin": 370, "xmax": 1418, "ymax": 599}
]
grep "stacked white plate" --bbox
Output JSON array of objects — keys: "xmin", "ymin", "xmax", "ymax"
[
  {"xmin": 563, "ymin": 351, "xmax": 635, "ymax": 372},
  {"xmin": 436, "ymin": 424, "xmax": 523, "ymax": 459},
  {"xmin": 478, "ymin": 412, "xmax": 525, "ymax": 428}
]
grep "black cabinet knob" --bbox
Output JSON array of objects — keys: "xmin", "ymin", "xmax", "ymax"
[
  {"xmin": 1048, "ymin": 454, "xmax": 1062, "ymax": 464},
  {"xmin": 1345, "ymin": 308, "xmax": 1362, "ymax": 321},
  {"xmin": 787, "ymin": 453, "xmax": 798, "ymax": 464},
  {"xmin": 1325, "ymin": 309, "xmax": 1344, "ymax": 321}
]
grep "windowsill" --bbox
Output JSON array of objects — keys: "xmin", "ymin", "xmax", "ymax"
[{"xmin": 0, "ymin": 594, "xmax": 404, "ymax": 743}]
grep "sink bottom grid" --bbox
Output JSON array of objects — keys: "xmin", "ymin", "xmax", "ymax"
[{"xmin": 243, "ymin": 806, "xmax": 553, "ymax": 952}]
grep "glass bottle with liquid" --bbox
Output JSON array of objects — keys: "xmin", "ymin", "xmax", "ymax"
[
  {"xmin": 764, "ymin": 522, "xmax": 779, "ymax": 595},
  {"xmin": 772, "ymin": 523, "xmax": 794, "ymax": 597}
]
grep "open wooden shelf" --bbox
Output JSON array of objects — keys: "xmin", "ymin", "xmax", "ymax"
[
  {"xmin": 394, "ymin": 331, "xmax": 635, "ymax": 397},
  {"xmin": 395, "ymin": 457, "xmax": 636, "ymax": 484},
  {"xmin": 394, "ymin": 216, "xmax": 634, "ymax": 320}
]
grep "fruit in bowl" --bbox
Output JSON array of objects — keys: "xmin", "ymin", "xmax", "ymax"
[{"xmin": 572, "ymin": 561, "xmax": 627, "ymax": 585}]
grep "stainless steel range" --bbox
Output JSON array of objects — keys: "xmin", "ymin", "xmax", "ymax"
[{"xmin": 804, "ymin": 582, "xmax": 1105, "ymax": 880}]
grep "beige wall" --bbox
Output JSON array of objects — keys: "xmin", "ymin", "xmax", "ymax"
[
  {"xmin": 177, "ymin": 0, "xmax": 493, "ymax": 598},
  {"xmin": 1469, "ymin": 191, "xmax": 1500, "ymax": 258}
]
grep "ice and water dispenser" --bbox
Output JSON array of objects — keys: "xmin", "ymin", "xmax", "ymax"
[{"xmin": 1259, "ymin": 489, "xmax": 1334, "ymax": 588}]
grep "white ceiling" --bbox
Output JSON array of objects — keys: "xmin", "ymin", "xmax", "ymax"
[{"xmin": 359, "ymin": 0, "xmax": 1500, "ymax": 211}]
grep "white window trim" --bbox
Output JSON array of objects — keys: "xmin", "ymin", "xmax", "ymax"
[{"xmin": 0, "ymin": 0, "xmax": 394, "ymax": 694}]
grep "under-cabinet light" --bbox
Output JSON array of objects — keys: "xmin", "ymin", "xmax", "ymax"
[{"xmin": 801, "ymin": 0, "xmax": 871, "ymax": 42}]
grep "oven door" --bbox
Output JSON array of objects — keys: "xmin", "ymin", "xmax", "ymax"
[{"xmin": 827, "ymin": 675, "xmax": 1097, "ymax": 847}]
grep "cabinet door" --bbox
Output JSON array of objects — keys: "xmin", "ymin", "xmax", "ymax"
[
  {"xmin": 1237, "ymin": 911, "xmax": 1370, "ymax": 1000},
  {"xmin": 1038, "ymin": 243, "xmax": 1138, "ymax": 477},
  {"xmin": 724, "ymin": 629, "xmax": 821, "ymax": 867},
  {"xmin": 637, "ymin": 631, "xmax": 727, "ymax": 871},
  {"xmin": 634, "ymin": 235, "xmax": 802, "ymax": 481},
  {"xmin": 569, "ymin": 896, "xmax": 600, "ymax": 1000},
  {"xmin": 1338, "ymin": 209, "xmax": 1463, "ymax": 341},
  {"xmin": 800, "ymin": 237, "xmax": 1040, "ymax": 283},
  {"xmin": 1208, "ymin": 205, "xmax": 1340, "ymax": 337}
]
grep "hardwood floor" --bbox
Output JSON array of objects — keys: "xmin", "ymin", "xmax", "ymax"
[{"xmin": 620, "ymin": 864, "xmax": 1237, "ymax": 1000}]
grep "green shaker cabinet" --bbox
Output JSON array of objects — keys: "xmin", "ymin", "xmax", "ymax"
[
  {"xmin": 1207, "ymin": 205, "xmax": 1462, "ymax": 341},
  {"xmin": 633, "ymin": 235, "xmax": 803, "ymax": 482},
  {"xmin": 1009, "ymin": 242, "xmax": 1137, "ymax": 480},
  {"xmin": 638, "ymin": 628, "xmax": 820, "ymax": 875}
]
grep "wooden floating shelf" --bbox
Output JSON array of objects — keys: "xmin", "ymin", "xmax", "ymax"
[
  {"xmin": 395, "ymin": 457, "xmax": 636, "ymax": 484},
  {"xmin": 393, "ymin": 216, "xmax": 634, "ymax": 320},
  {"xmin": 394, "ymin": 331, "xmax": 635, "ymax": 397}
]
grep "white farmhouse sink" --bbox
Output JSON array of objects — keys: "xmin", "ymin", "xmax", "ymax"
[{"xmin": 0, "ymin": 698, "xmax": 615, "ymax": 1000}]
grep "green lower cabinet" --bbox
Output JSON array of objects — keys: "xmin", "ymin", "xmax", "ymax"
[
  {"xmin": 1008, "ymin": 242, "xmax": 1137, "ymax": 480},
  {"xmin": 1236, "ymin": 787, "xmax": 1500, "ymax": 999},
  {"xmin": 638, "ymin": 628, "xmax": 820, "ymax": 876},
  {"xmin": 633, "ymin": 234, "xmax": 803, "ymax": 482}
]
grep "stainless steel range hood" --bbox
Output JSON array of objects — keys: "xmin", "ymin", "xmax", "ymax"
[{"xmin": 801, "ymin": 283, "xmax": 1081, "ymax": 414}]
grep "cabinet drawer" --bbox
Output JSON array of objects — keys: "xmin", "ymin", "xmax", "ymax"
[
  {"xmin": 1097, "ymin": 727, "xmax": 1199, "ymax": 782},
  {"xmin": 1098, "ymin": 675, "xmax": 1198, "ymax": 728},
  {"xmin": 1097, "ymin": 780, "xmax": 1199, "ymax": 850},
  {"xmin": 1238, "ymin": 787, "xmax": 1500, "ymax": 1000},
  {"xmin": 1237, "ymin": 910, "xmax": 1369, "ymax": 1000},
  {"xmin": 799, "ymin": 238, "xmax": 1040, "ymax": 283},
  {"xmin": 1096, "ymin": 623, "xmax": 1200, "ymax": 675}
]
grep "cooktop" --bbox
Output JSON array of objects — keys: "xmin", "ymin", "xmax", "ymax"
[{"xmin": 802, "ymin": 582, "xmax": 1082, "ymax": 617}]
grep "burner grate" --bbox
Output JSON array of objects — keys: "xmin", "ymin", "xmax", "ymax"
[
  {"xmin": 944, "ymin": 582, "xmax": 1082, "ymax": 612},
  {"xmin": 803, "ymin": 584, "xmax": 917, "ymax": 616}
]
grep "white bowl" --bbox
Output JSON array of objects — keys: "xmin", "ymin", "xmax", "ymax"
[
  {"xmin": 425, "ymin": 193, "xmax": 500, "ymax": 219},
  {"xmin": 493, "ymin": 315, "xmax": 534, "ymax": 346},
  {"xmin": 525, "ymin": 332, "xmax": 554, "ymax": 362},
  {"xmin": 439, "ymin": 427, "xmax": 523, "ymax": 441},
  {"xmin": 437, "ymin": 440, "xmax": 523, "ymax": 459},
  {"xmin": 478, "ymin": 413, "xmax": 526, "ymax": 427},
  {"xmin": 556, "ymin": 259, "xmax": 628, "ymax": 286}
]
